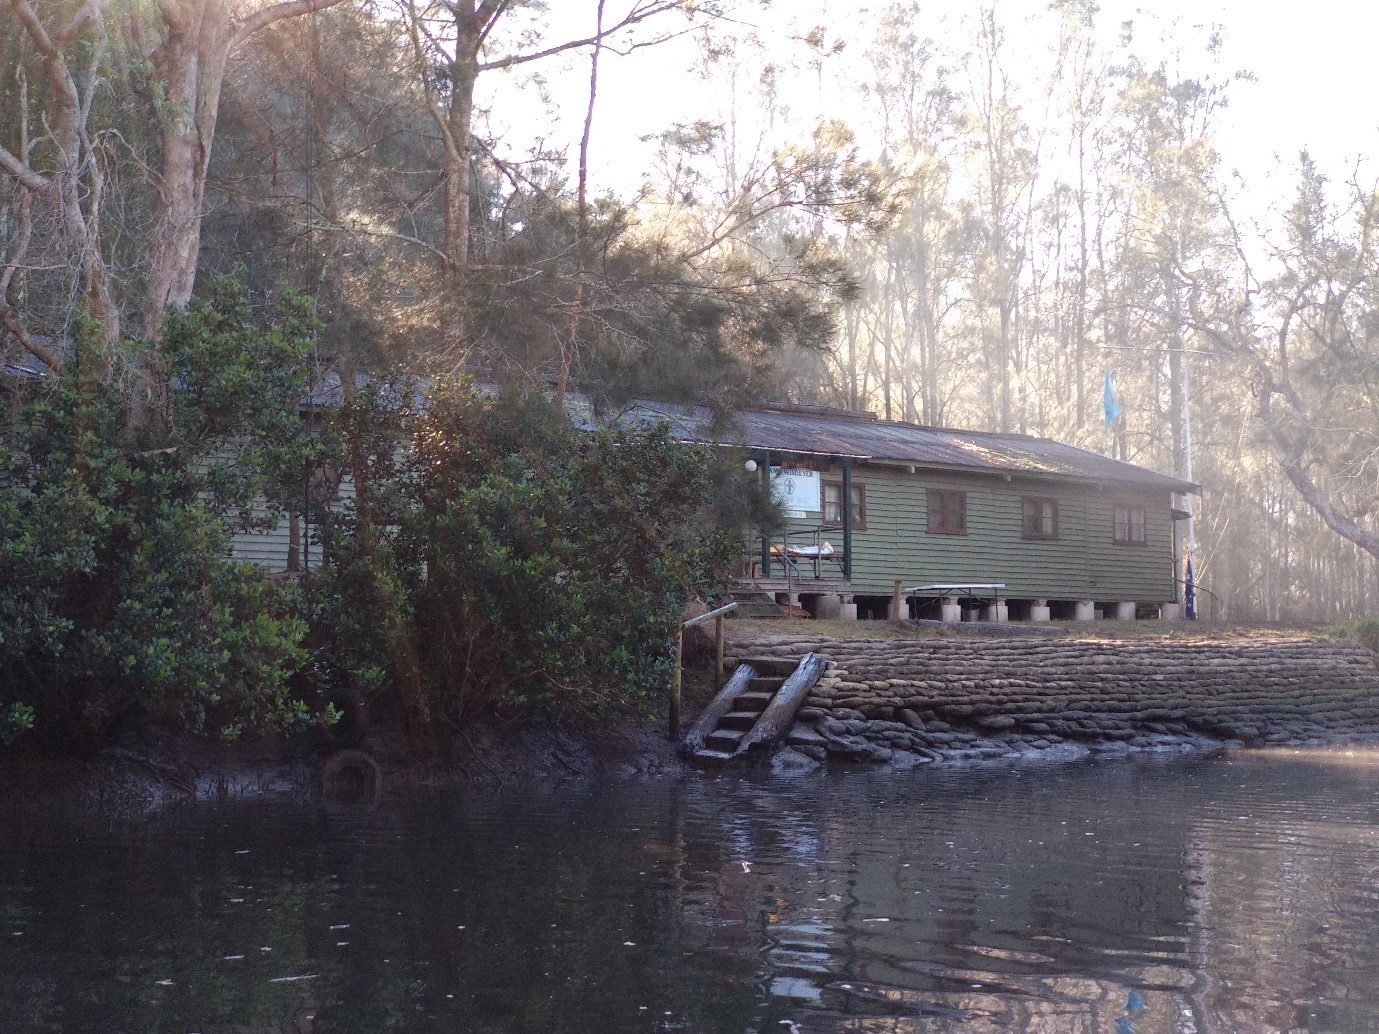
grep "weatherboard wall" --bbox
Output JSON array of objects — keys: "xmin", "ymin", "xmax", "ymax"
[
  {"xmin": 228, "ymin": 477, "xmax": 355, "ymax": 572},
  {"xmin": 780, "ymin": 463, "xmax": 1176, "ymax": 602}
]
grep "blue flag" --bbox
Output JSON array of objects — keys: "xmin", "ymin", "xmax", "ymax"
[{"xmin": 1103, "ymin": 370, "xmax": 1122, "ymax": 428}]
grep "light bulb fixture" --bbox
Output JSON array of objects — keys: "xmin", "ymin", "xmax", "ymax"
[{"xmin": 743, "ymin": 459, "xmax": 758, "ymax": 472}]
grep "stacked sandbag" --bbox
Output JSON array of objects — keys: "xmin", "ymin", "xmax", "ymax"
[{"xmin": 723, "ymin": 632, "xmax": 1379, "ymax": 766}]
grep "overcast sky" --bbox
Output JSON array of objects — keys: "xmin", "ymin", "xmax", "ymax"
[{"xmin": 483, "ymin": 0, "xmax": 1379, "ymax": 227}]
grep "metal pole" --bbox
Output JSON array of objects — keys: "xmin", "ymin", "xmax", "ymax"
[
  {"xmin": 1183, "ymin": 356, "xmax": 1195, "ymax": 554},
  {"xmin": 841, "ymin": 458, "xmax": 853, "ymax": 579},
  {"xmin": 302, "ymin": 456, "xmax": 311, "ymax": 586},
  {"xmin": 669, "ymin": 626, "xmax": 683, "ymax": 741},
  {"xmin": 760, "ymin": 455, "xmax": 772, "ymax": 578}
]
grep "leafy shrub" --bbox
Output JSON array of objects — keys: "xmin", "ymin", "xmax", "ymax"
[
  {"xmin": 0, "ymin": 282, "xmax": 319, "ymax": 748},
  {"xmin": 314, "ymin": 382, "xmax": 742, "ymax": 727}
]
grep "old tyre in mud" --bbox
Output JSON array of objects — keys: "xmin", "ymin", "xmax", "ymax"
[{"xmin": 321, "ymin": 749, "xmax": 381, "ymax": 809}]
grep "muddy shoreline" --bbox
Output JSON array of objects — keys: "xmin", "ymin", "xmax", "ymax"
[
  {"xmin": 0, "ymin": 717, "xmax": 693, "ymax": 821},
  {"xmin": 6, "ymin": 624, "xmax": 1379, "ymax": 817}
]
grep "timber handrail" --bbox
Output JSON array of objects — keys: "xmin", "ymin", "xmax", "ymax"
[
  {"xmin": 669, "ymin": 602, "xmax": 740, "ymax": 741},
  {"xmin": 683, "ymin": 602, "xmax": 740, "ymax": 628}
]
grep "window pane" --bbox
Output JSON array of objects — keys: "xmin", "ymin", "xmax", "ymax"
[
  {"xmin": 928, "ymin": 489, "xmax": 964, "ymax": 533},
  {"xmin": 823, "ymin": 483, "xmax": 841, "ymax": 523},
  {"xmin": 1023, "ymin": 497, "xmax": 1056, "ymax": 538}
]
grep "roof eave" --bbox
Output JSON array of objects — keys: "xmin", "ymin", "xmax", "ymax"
[{"xmin": 848, "ymin": 455, "xmax": 1200, "ymax": 494}]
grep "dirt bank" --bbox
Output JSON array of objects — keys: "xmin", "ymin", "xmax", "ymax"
[
  {"xmin": 725, "ymin": 626, "xmax": 1379, "ymax": 766},
  {"xmin": 0, "ymin": 714, "xmax": 689, "ymax": 821},
  {"xmin": 11, "ymin": 624, "xmax": 1374, "ymax": 814}
]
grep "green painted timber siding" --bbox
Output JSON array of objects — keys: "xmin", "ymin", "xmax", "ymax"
[
  {"xmin": 228, "ymin": 477, "xmax": 355, "ymax": 572},
  {"xmin": 780, "ymin": 463, "xmax": 1177, "ymax": 602}
]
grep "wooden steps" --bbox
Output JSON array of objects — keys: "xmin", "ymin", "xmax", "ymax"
[
  {"xmin": 719, "ymin": 710, "xmax": 760, "ymax": 730},
  {"xmin": 704, "ymin": 728, "xmax": 747, "ymax": 753},
  {"xmin": 737, "ymin": 602, "xmax": 790, "ymax": 620},
  {"xmin": 726, "ymin": 655, "xmax": 797, "ymax": 675},
  {"xmin": 726, "ymin": 587, "xmax": 805, "ymax": 620},
  {"xmin": 736, "ymin": 690, "xmax": 776, "ymax": 709},
  {"xmin": 680, "ymin": 653, "xmax": 828, "ymax": 767}
]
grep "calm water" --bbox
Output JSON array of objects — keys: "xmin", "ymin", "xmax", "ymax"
[{"xmin": 4, "ymin": 752, "xmax": 1379, "ymax": 1033}]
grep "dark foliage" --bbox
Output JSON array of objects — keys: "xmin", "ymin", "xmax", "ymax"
[
  {"xmin": 314, "ymin": 381, "xmax": 747, "ymax": 729},
  {"xmin": 0, "ymin": 282, "xmax": 321, "ymax": 748}
]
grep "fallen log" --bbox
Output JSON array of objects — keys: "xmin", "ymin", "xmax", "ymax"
[{"xmin": 740, "ymin": 653, "xmax": 829, "ymax": 756}]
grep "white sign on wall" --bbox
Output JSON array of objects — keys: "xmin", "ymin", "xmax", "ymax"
[{"xmin": 770, "ymin": 467, "xmax": 820, "ymax": 518}]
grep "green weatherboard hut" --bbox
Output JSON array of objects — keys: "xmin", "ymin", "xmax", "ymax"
[{"xmin": 588, "ymin": 398, "xmax": 1200, "ymax": 623}]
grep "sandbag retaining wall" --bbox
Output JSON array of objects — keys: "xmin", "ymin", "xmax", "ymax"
[{"xmin": 725, "ymin": 632, "xmax": 1379, "ymax": 765}]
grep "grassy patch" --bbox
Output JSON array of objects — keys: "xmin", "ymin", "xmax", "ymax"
[{"xmin": 1331, "ymin": 618, "xmax": 1379, "ymax": 654}]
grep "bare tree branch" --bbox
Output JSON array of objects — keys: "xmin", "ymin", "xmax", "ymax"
[
  {"xmin": 477, "ymin": 1, "xmax": 688, "ymax": 71},
  {"xmin": 0, "ymin": 145, "xmax": 47, "ymax": 193},
  {"xmin": 1275, "ymin": 440, "xmax": 1379, "ymax": 561},
  {"xmin": 0, "ymin": 286, "xmax": 65, "ymax": 372},
  {"xmin": 232, "ymin": 0, "xmax": 352, "ymax": 49}
]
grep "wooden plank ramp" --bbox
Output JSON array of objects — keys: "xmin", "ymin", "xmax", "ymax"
[
  {"xmin": 726, "ymin": 586, "xmax": 790, "ymax": 620},
  {"xmin": 681, "ymin": 653, "xmax": 828, "ymax": 766}
]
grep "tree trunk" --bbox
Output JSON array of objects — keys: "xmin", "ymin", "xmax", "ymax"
[
  {"xmin": 443, "ymin": 55, "xmax": 478, "ymax": 280},
  {"xmin": 557, "ymin": 0, "xmax": 605, "ymax": 403},
  {"xmin": 143, "ymin": 4, "xmax": 233, "ymax": 339},
  {"xmin": 143, "ymin": 0, "xmax": 347, "ymax": 343},
  {"xmin": 2, "ymin": 0, "xmax": 119, "ymax": 363},
  {"xmin": 1074, "ymin": 131, "xmax": 1088, "ymax": 428}
]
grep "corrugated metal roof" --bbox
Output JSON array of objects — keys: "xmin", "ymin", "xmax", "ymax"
[
  {"xmin": 576, "ymin": 397, "xmax": 1199, "ymax": 494},
  {"xmin": 299, "ymin": 371, "xmax": 433, "ymax": 412},
  {"xmin": 289, "ymin": 380, "xmax": 1196, "ymax": 494}
]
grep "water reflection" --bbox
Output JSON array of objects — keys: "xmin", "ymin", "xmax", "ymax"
[{"xmin": 3, "ymin": 753, "xmax": 1379, "ymax": 1031}]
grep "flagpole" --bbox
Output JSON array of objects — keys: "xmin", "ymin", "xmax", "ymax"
[
  {"xmin": 1178, "ymin": 348, "xmax": 1196, "ymax": 619},
  {"xmin": 1182, "ymin": 360, "xmax": 1195, "ymax": 556}
]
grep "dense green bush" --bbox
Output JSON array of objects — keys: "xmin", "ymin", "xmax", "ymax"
[
  {"xmin": 0, "ymin": 282, "xmax": 321, "ymax": 748},
  {"xmin": 2, "ymin": 285, "xmax": 760, "ymax": 749},
  {"xmin": 314, "ymin": 382, "xmax": 743, "ymax": 727}
]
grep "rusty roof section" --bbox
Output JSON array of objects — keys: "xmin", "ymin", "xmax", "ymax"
[{"xmin": 577, "ymin": 397, "xmax": 1200, "ymax": 494}]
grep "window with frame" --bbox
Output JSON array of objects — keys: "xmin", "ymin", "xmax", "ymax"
[
  {"xmin": 926, "ymin": 488, "xmax": 967, "ymax": 535},
  {"xmin": 822, "ymin": 480, "xmax": 866, "ymax": 530},
  {"xmin": 1114, "ymin": 504, "xmax": 1147, "ymax": 545},
  {"xmin": 1021, "ymin": 496, "xmax": 1058, "ymax": 540}
]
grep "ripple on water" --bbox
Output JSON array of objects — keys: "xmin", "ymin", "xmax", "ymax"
[{"xmin": 4, "ymin": 753, "xmax": 1379, "ymax": 1030}]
